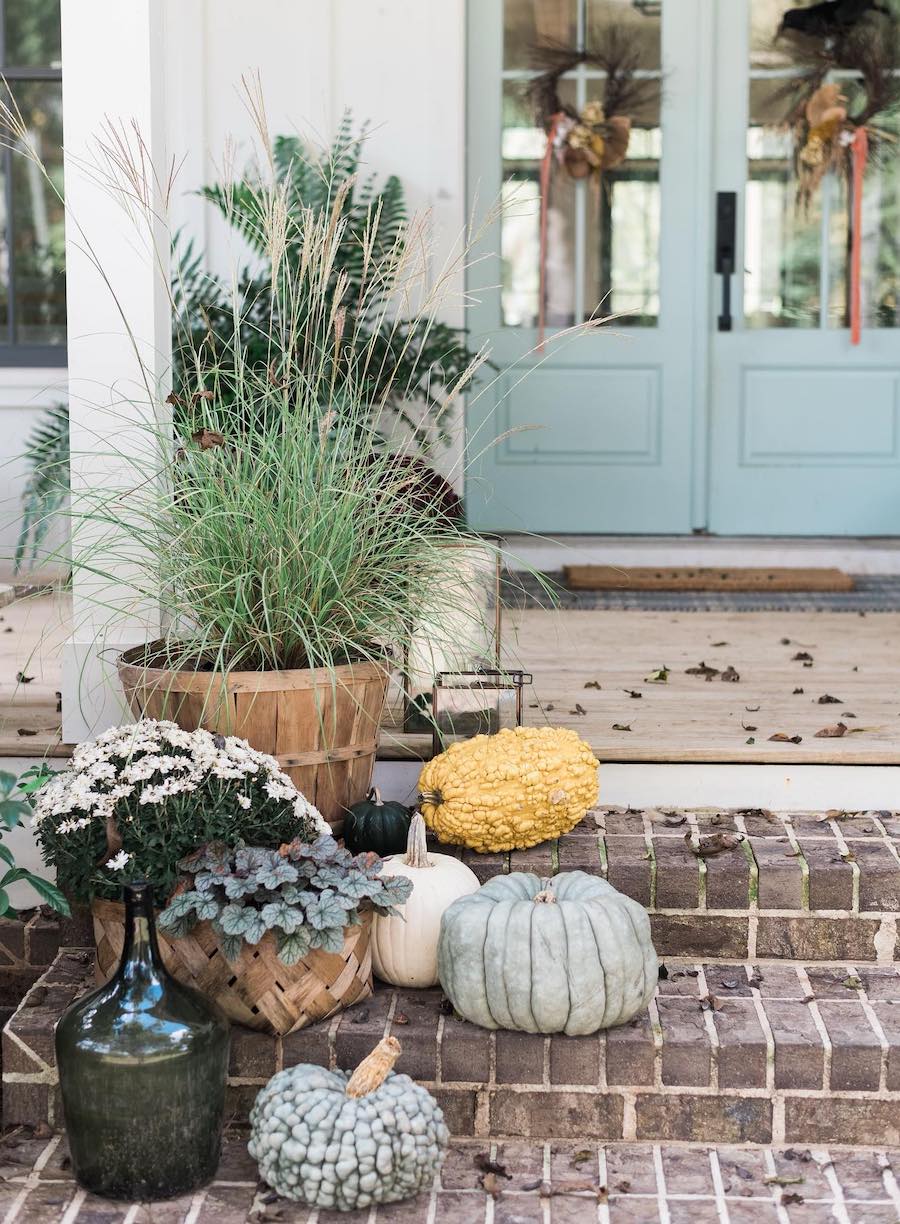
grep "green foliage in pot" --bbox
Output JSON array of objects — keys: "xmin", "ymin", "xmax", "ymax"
[
  {"xmin": 437, "ymin": 870, "xmax": 658, "ymax": 1035},
  {"xmin": 343, "ymin": 788, "xmax": 412, "ymax": 856},
  {"xmin": 173, "ymin": 115, "xmax": 476, "ymax": 450},
  {"xmin": 34, "ymin": 720, "xmax": 328, "ymax": 905},
  {"xmin": 0, "ymin": 771, "xmax": 70, "ymax": 919},
  {"xmin": 159, "ymin": 837, "xmax": 412, "ymax": 965}
]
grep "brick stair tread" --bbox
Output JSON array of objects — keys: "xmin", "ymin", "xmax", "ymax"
[
  {"xmin": 4, "ymin": 1132, "xmax": 900, "ymax": 1222},
  {"xmin": 8, "ymin": 950, "xmax": 900, "ymax": 1148},
  {"xmin": 460, "ymin": 806, "xmax": 900, "ymax": 963}
]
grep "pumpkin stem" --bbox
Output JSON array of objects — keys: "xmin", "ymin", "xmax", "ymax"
[
  {"xmin": 346, "ymin": 1036, "xmax": 402, "ymax": 1097},
  {"xmin": 368, "ymin": 787, "xmax": 383, "ymax": 806},
  {"xmin": 533, "ymin": 888, "xmax": 557, "ymax": 904},
  {"xmin": 404, "ymin": 810, "xmax": 432, "ymax": 869},
  {"xmin": 418, "ymin": 789, "xmax": 442, "ymax": 807}
]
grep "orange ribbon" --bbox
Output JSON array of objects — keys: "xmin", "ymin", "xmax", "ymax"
[
  {"xmin": 850, "ymin": 125, "xmax": 868, "ymax": 346},
  {"xmin": 537, "ymin": 113, "xmax": 562, "ymax": 352}
]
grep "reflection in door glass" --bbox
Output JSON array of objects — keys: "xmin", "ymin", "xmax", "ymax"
[
  {"xmin": 745, "ymin": 0, "xmax": 900, "ymax": 331},
  {"xmin": 501, "ymin": 0, "xmax": 662, "ymax": 329}
]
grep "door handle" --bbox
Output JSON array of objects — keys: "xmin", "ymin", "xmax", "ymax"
[{"xmin": 715, "ymin": 191, "xmax": 737, "ymax": 332}]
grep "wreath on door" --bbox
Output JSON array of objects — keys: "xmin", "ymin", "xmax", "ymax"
[
  {"xmin": 525, "ymin": 28, "xmax": 661, "ymax": 344},
  {"xmin": 774, "ymin": 1, "xmax": 900, "ymax": 340}
]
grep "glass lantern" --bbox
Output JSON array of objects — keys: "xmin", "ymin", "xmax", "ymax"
[
  {"xmin": 403, "ymin": 536, "xmax": 503, "ymax": 733},
  {"xmin": 430, "ymin": 669, "xmax": 531, "ymax": 755}
]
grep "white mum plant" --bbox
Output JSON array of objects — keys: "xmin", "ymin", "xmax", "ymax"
[{"xmin": 35, "ymin": 719, "xmax": 329, "ymax": 905}]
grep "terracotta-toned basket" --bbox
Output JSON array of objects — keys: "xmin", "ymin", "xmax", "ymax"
[
  {"xmin": 116, "ymin": 645, "xmax": 388, "ymax": 832},
  {"xmin": 91, "ymin": 899, "xmax": 373, "ymax": 1035}
]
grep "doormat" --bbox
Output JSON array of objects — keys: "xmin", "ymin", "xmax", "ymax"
[
  {"xmin": 502, "ymin": 572, "xmax": 900, "ymax": 613},
  {"xmin": 562, "ymin": 565, "xmax": 856, "ymax": 593}
]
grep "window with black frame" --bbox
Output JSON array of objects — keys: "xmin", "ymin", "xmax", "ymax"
[{"xmin": 0, "ymin": 0, "xmax": 64, "ymax": 365}]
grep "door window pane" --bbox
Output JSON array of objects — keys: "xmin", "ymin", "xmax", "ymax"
[
  {"xmin": 501, "ymin": 0, "xmax": 662, "ymax": 329},
  {"xmin": 5, "ymin": 0, "xmax": 61, "ymax": 67},
  {"xmin": 745, "ymin": 0, "xmax": 900, "ymax": 331}
]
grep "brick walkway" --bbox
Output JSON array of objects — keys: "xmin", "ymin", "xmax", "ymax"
[{"xmin": 3, "ymin": 1132, "xmax": 900, "ymax": 1222}]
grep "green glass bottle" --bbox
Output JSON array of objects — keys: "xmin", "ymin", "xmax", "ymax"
[{"xmin": 55, "ymin": 881, "xmax": 230, "ymax": 1200}]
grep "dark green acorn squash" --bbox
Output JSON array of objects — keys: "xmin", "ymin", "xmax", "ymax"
[{"xmin": 343, "ymin": 789, "xmax": 412, "ymax": 855}]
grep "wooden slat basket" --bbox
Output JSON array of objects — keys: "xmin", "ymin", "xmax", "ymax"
[
  {"xmin": 91, "ymin": 899, "xmax": 373, "ymax": 1035},
  {"xmin": 116, "ymin": 645, "xmax": 388, "ymax": 832}
]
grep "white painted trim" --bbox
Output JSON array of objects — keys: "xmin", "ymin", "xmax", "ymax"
[
  {"xmin": 0, "ymin": 370, "xmax": 68, "ymax": 407},
  {"xmin": 372, "ymin": 759, "xmax": 900, "ymax": 812}
]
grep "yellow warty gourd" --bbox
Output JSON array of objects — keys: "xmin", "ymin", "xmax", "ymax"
[{"xmin": 418, "ymin": 726, "xmax": 599, "ymax": 853}]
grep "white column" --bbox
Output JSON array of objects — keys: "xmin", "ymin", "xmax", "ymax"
[{"xmin": 60, "ymin": 0, "xmax": 172, "ymax": 742}]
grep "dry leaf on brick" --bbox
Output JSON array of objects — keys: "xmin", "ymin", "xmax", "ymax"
[
  {"xmin": 571, "ymin": 1150, "xmax": 594, "ymax": 1167},
  {"xmin": 699, "ymin": 994, "xmax": 722, "ymax": 1011},
  {"xmin": 721, "ymin": 665, "xmax": 740, "ymax": 682},
  {"xmin": 686, "ymin": 831, "xmax": 744, "ymax": 857},
  {"xmin": 481, "ymin": 1172, "xmax": 505, "ymax": 1198},
  {"xmin": 792, "ymin": 651, "xmax": 814, "ymax": 662},
  {"xmin": 644, "ymin": 666, "xmax": 669, "ymax": 683},
  {"xmin": 584, "ymin": 680, "xmax": 602, "ymax": 690},
  {"xmin": 792, "ymin": 687, "xmax": 805, "ymax": 695},
  {"xmin": 624, "ymin": 689, "xmax": 642, "ymax": 698},
  {"xmin": 815, "ymin": 723, "xmax": 847, "ymax": 738},
  {"xmin": 612, "ymin": 723, "xmax": 632, "ymax": 732},
  {"xmin": 474, "ymin": 1153, "xmax": 510, "ymax": 1179},
  {"xmin": 570, "ymin": 704, "xmax": 587, "ymax": 716},
  {"xmin": 764, "ymin": 1174, "xmax": 805, "ymax": 1186},
  {"xmin": 843, "ymin": 974, "xmax": 864, "ymax": 990},
  {"xmin": 769, "ymin": 733, "xmax": 802, "ymax": 744},
  {"xmin": 817, "ymin": 694, "xmax": 842, "ymax": 704}
]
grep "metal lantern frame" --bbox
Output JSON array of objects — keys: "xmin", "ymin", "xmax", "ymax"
[{"xmin": 430, "ymin": 668, "xmax": 532, "ymax": 757}]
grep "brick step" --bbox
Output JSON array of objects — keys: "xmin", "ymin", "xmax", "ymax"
[
  {"xmin": 8, "ymin": 950, "xmax": 900, "ymax": 1149},
  {"xmin": 4, "ymin": 1131, "xmax": 900, "ymax": 1222},
  {"xmin": 463, "ymin": 806, "xmax": 900, "ymax": 963}
]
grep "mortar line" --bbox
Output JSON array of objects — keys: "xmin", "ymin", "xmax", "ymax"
[
  {"xmin": 828, "ymin": 819, "xmax": 860, "ymax": 913},
  {"xmin": 817, "ymin": 1149, "xmax": 852, "ymax": 1224},
  {"xmin": 687, "ymin": 812, "xmax": 708, "ymax": 911},
  {"xmin": 795, "ymin": 965, "xmax": 832, "ymax": 1090},
  {"xmin": 2, "ymin": 1134, "xmax": 61, "ymax": 1224},
  {"xmin": 761, "ymin": 1148, "xmax": 792, "ymax": 1224},
  {"xmin": 696, "ymin": 963, "xmax": 720, "ymax": 1090},
  {"xmin": 653, "ymin": 1145, "xmax": 671, "ymax": 1224},
  {"xmin": 542, "ymin": 1143, "xmax": 551, "ymax": 1224},
  {"xmin": 641, "ymin": 810, "xmax": 657, "ymax": 909},
  {"xmin": 850, "ymin": 962, "xmax": 890, "ymax": 1092},
  {"xmin": 597, "ymin": 1147, "xmax": 611, "ymax": 1224},
  {"xmin": 878, "ymin": 1150, "xmax": 900, "ymax": 1213},
  {"xmin": 58, "ymin": 1189, "xmax": 87, "ymax": 1224},
  {"xmin": 782, "ymin": 817, "xmax": 810, "ymax": 911},
  {"xmin": 871, "ymin": 814, "xmax": 900, "ymax": 871},
  {"xmin": 707, "ymin": 1148, "xmax": 731, "ymax": 1224},
  {"xmin": 435, "ymin": 1015, "xmax": 445, "ymax": 1085},
  {"xmin": 745, "ymin": 963, "xmax": 776, "ymax": 1095}
]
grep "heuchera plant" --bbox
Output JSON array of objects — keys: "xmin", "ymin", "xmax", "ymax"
[{"xmin": 159, "ymin": 838, "xmax": 413, "ymax": 966}]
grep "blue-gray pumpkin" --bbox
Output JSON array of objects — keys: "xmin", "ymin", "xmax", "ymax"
[
  {"xmin": 437, "ymin": 871, "xmax": 657, "ymax": 1035},
  {"xmin": 248, "ymin": 1037, "xmax": 448, "ymax": 1211}
]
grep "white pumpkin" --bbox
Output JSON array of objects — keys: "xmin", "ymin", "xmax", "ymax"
[{"xmin": 372, "ymin": 811, "xmax": 479, "ymax": 988}]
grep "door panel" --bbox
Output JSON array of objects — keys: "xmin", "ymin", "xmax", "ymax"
[
  {"xmin": 708, "ymin": 0, "xmax": 900, "ymax": 535},
  {"xmin": 466, "ymin": 0, "xmax": 707, "ymax": 534}
]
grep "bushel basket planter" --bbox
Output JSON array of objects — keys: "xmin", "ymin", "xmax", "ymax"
[
  {"xmin": 117, "ymin": 645, "xmax": 388, "ymax": 831},
  {"xmin": 91, "ymin": 899, "xmax": 373, "ymax": 1035}
]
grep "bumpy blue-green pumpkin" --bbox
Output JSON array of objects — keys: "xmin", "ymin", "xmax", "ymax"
[
  {"xmin": 437, "ymin": 870, "xmax": 658, "ymax": 1035},
  {"xmin": 248, "ymin": 1039, "xmax": 448, "ymax": 1211}
]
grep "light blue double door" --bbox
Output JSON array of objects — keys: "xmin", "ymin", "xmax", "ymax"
[{"xmin": 466, "ymin": 0, "xmax": 900, "ymax": 536}]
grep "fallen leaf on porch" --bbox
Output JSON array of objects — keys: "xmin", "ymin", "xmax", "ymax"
[
  {"xmin": 686, "ymin": 661, "xmax": 719, "ymax": 678},
  {"xmin": 843, "ymin": 975, "xmax": 863, "ymax": 990},
  {"xmin": 840, "ymin": 850, "xmax": 857, "ymax": 864},
  {"xmin": 843, "ymin": 711, "xmax": 857, "ymax": 718},
  {"xmin": 583, "ymin": 680, "xmax": 602, "ymax": 690},
  {"xmin": 782, "ymin": 1192, "xmax": 805, "ymax": 1205},
  {"xmin": 792, "ymin": 651, "xmax": 813, "ymax": 662},
  {"xmin": 664, "ymin": 814, "xmax": 686, "ymax": 827},
  {"xmin": 16, "ymin": 729, "xmax": 37, "ymax": 737},
  {"xmin": 736, "ymin": 807, "xmax": 775, "ymax": 821},
  {"xmin": 847, "ymin": 725, "xmax": 879, "ymax": 733},
  {"xmin": 15, "ymin": 672, "xmax": 33, "ymax": 684},
  {"xmin": 521, "ymin": 1178, "xmax": 544, "ymax": 1192},
  {"xmin": 539, "ymin": 1181, "xmax": 608, "ymax": 1201},
  {"xmin": 658, "ymin": 964, "xmax": 669, "ymax": 980},
  {"xmin": 745, "ymin": 705, "xmax": 760, "ymax": 712},
  {"xmin": 780, "ymin": 637, "xmax": 792, "ymax": 645},
  {"xmin": 615, "ymin": 1180, "xmax": 632, "ymax": 1193},
  {"xmin": 612, "ymin": 723, "xmax": 632, "ymax": 732},
  {"xmin": 481, "ymin": 1172, "xmax": 505, "ymax": 1197},
  {"xmin": 570, "ymin": 704, "xmax": 587, "ymax": 716},
  {"xmin": 783, "ymin": 1150, "xmax": 814, "ymax": 1164},
  {"xmin": 3, "ymin": 627, "xmax": 12, "ymax": 633},
  {"xmin": 802, "ymin": 994, "xmax": 814, "ymax": 1003},
  {"xmin": 644, "ymin": 666, "xmax": 669, "ymax": 683},
  {"xmin": 769, "ymin": 733, "xmax": 802, "ymax": 743},
  {"xmin": 712, "ymin": 640, "xmax": 728, "ymax": 646},
  {"xmin": 720, "ymin": 665, "xmax": 740, "ymax": 682},
  {"xmin": 393, "ymin": 1012, "xmax": 409, "ymax": 1025},
  {"xmin": 814, "ymin": 723, "xmax": 847, "ymax": 738},
  {"xmin": 699, "ymin": 994, "xmax": 722, "ymax": 1011},
  {"xmin": 817, "ymin": 694, "xmax": 842, "ymax": 704},
  {"xmin": 742, "ymin": 722, "xmax": 757, "ymax": 732},
  {"xmin": 474, "ymin": 1153, "xmax": 510, "ymax": 1179},
  {"xmin": 745, "ymin": 737, "xmax": 755, "ymax": 744},
  {"xmin": 571, "ymin": 1150, "xmax": 594, "ymax": 1166},
  {"xmin": 624, "ymin": 689, "xmax": 642, "ymax": 698},
  {"xmin": 685, "ymin": 831, "xmax": 744, "ymax": 857},
  {"xmin": 792, "ymin": 687, "xmax": 805, "ymax": 695},
  {"xmin": 803, "ymin": 661, "xmax": 813, "ymax": 668},
  {"xmin": 764, "ymin": 1174, "xmax": 805, "ymax": 1187},
  {"xmin": 545, "ymin": 703, "xmax": 555, "ymax": 711}
]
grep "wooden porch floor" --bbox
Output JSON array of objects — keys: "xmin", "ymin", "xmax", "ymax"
[{"xmin": 3, "ymin": 593, "xmax": 900, "ymax": 764}]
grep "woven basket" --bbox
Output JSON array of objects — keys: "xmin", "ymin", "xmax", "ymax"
[
  {"xmin": 91, "ymin": 899, "xmax": 373, "ymax": 1035},
  {"xmin": 116, "ymin": 646, "xmax": 388, "ymax": 832}
]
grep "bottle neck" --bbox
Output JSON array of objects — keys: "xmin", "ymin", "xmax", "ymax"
[{"xmin": 118, "ymin": 882, "xmax": 162, "ymax": 982}]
